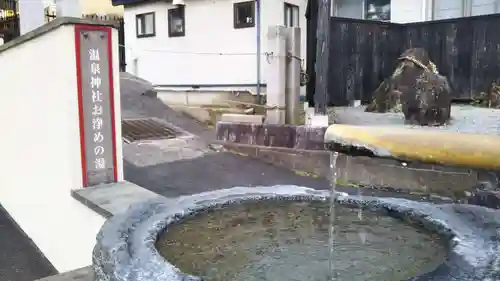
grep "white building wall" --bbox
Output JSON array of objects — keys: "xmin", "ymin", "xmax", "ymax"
[
  {"xmin": 390, "ymin": 0, "xmax": 428, "ymax": 23},
  {"xmin": 18, "ymin": 0, "xmax": 46, "ymax": 34},
  {"xmin": 0, "ymin": 23, "xmax": 123, "ymax": 272},
  {"xmin": 263, "ymin": 0, "xmax": 307, "ymax": 83},
  {"xmin": 124, "ymin": 0, "xmax": 306, "ymax": 86}
]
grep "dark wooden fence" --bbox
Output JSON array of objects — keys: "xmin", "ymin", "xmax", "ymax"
[
  {"xmin": 327, "ymin": 18, "xmax": 402, "ymax": 105},
  {"xmin": 307, "ymin": 5, "xmax": 500, "ymax": 108},
  {"xmin": 404, "ymin": 15, "xmax": 500, "ymax": 102}
]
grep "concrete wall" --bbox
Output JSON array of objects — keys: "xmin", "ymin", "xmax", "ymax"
[
  {"xmin": 80, "ymin": 0, "xmax": 124, "ymax": 15},
  {"xmin": 390, "ymin": 0, "xmax": 429, "ymax": 23},
  {"xmin": 123, "ymin": 0, "xmax": 306, "ymax": 86},
  {"xmin": 0, "ymin": 19, "xmax": 123, "ymax": 272}
]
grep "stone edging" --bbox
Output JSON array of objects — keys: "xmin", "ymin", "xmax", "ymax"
[
  {"xmin": 215, "ymin": 122, "xmax": 327, "ymax": 150},
  {"xmin": 93, "ymin": 185, "xmax": 500, "ymax": 281}
]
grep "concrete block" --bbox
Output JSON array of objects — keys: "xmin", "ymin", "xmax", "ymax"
[
  {"xmin": 219, "ymin": 113, "xmax": 265, "ymax": 124},
  {"xmin": 306, "ymin": 114, "xmax": 329, "ymax": 127}
]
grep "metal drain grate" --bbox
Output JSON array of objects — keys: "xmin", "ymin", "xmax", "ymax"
[{"xmin": 122, "ymin": 118, "xmax": 177, "ymax": 143}]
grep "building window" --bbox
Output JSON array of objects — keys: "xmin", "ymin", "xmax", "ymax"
[
  {"xmin": 284, "ymin": 3, "xmax": 299, "ymax": 27},
  {"xmin": 432, "ymin": 0, "xmax": 465, "ymax": 19},
  {"xmin": 432, "ymin": 0, "xmax": 500, "ymax": 19},
  {"xmin": 365, "ymin": 0, "xmax": 390, "ymax": 21},
  {"xmin": 332, "ymin": 0, "xmax": 364, "ymax": 19},
  {"xmin": 168, "ymin": 6, "xmax": 185, "ymax": 37},
  {"xmin": 234, "ymin": 1, "xmax": 255, "ymax": 29},
  {"xmin": 136, "ymin": 12, "xmax": 155, "ymax": 38}
]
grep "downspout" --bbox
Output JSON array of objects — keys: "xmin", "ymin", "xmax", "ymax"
[{"xmin": 256, "ymin": 0, "xmax": 262, "ymax": 103}]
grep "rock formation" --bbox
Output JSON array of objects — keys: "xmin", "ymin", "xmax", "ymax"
[{"xmin": 366, "ymin": 48, "xmax": 452, "ymax": 126}]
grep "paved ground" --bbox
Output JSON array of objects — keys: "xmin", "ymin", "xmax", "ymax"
[
  {"xmin": 124, "ymin": 151, "xmax": 331, "ymax": 197},
  {"xmin": 0, "ymin": 205, "xmax": 57, "ymax": 281},
  {"xmin": 119, "ymin": 73, "xmax": 335, "ymax": 197},
  {"xmin": 119, "ymin": 73, "xmax": 430, "ymax": 200}
]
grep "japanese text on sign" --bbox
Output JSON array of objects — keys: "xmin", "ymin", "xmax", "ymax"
[
  {"xmin": 89, "ymin": 48, "xmax": 107, "ymax": 171},
  {"xmin": 78, "ymin": 28, "xmax": 115, "ymax": 186}
]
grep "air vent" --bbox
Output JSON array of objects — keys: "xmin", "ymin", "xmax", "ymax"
[{"xmin": 122, "ymin": 118, "xmax": 177, "ymax": 143}]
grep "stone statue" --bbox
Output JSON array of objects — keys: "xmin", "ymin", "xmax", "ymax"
[{"xmin": 366, "ymin": 48, "xmax": 452, "ymax": 126}]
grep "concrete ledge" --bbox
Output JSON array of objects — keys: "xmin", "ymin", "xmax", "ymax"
[
  {"xmin": 219, "ymin": 142, "xmax": 479, "ymax": 198},
  {"xmin": 219, "ymin": 114, "xmax": 265, "ymax": 124},
  {"xmin": 215, "ymin": 122, "xmax": 327, "ymax": 150},
  {"xmin": 35, "ymin": 267, "xmax": 92, "ymax": 281},
  {"xmin": 0, "ymin": 17, "xmax": 117, "ymax": 55},
  {"xmin": 71, "ymin": 181, "xmax": 161, "ymax": 218}
]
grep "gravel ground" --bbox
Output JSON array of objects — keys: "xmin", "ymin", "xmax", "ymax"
[{"xmin": 333, "ymin": 105, "xmax": 500, "ymax": 135}]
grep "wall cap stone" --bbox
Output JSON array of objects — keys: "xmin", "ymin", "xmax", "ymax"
[{"xmin": 0, "ymin": 17, "xmax": 117, "ymax": 55}]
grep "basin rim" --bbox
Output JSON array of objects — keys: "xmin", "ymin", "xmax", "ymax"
[{"xmin": 93, "ymin": 185, "xmax": 497, "ymax": 281}]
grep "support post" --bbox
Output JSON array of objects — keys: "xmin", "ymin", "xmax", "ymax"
[
  {"xmin": 314, "ymin": 0, "xmax": 331, "ymax": 115},
  {"xmin": 285, "ymin": 27, "xmax": 301, "ymax": 125},
  {"xmin": 256, "ymin": 0, "xmax": 262, "ymax": 103},
  {"xmin": 266, "ymin": 25, "xmax": 287, "ymax": 124},
  {"xmin": 18, "ymin": 0, "xmax": 45, "ymax": 35}
]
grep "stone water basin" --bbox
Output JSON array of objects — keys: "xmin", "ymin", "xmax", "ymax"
[
  {"xmin": 157, "ymin": 199, "xmax": 445, "ymax": 281},
  {"xmin": 93, "ymin": 185, "xmax": 500, "ymax": 281}
]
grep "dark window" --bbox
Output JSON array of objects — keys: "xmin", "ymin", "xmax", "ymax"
[
  {"xmin": 284, "ymin": 2, "xmax": 299, "ymax": 27},
  {"xmin": 168, "ymin": 6, "xmax": 185, "ymax": 37},
  {"xmin": 136, "ymin": 12, "xmax": 155, "ymax": 38},
  {"xmin": 365, "ymin": 0, "xmax": 390, "ymax": 21},
  {"xmin": 233, "ymin": 1, "xmax": 255, "ymax": 29}
]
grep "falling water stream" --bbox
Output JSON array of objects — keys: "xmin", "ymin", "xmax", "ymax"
[
  {"xmin": 328, "ymin": 151, "xmax": 339, "ymax": 280},
  {"xmin": 155, "ymin": 121, "xmax": 447, "ymax": 281}
]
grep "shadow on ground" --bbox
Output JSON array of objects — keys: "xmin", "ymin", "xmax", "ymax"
[
  {"xmin": 0, "ymin": 205, "xmax": 57, "ymax": 281},
  {"xmin": 123, "ymin": 152, "xmax": 330, "ymax": 197}
]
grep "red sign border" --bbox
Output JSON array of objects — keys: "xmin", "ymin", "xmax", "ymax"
[{"xmin": 74, "ymin": 24, "xmax": 118, "ymax": 187}]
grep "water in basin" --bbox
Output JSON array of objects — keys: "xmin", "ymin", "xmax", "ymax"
[{"xmin": 156, "ymin": 200, "xmax": 446, "ymax": 281}]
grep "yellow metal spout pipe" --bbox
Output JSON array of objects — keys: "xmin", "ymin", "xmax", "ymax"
[{"xmin": 324, "ymin": 124, "xmax": 500, "ymax": 170}]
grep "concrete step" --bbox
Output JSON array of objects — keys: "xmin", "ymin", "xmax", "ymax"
[{"xmin": 34, "ymin": 266, "xmax": 92, "ymax": 281}]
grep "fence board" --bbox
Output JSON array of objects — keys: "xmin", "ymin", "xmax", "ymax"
[
  {"xmin": 313, "ymin": 0, "xmax": 332, "ymax": 114},
  {"xmin": 326, "ymin": 18, "xmax": 401, "ymax": 106}
]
